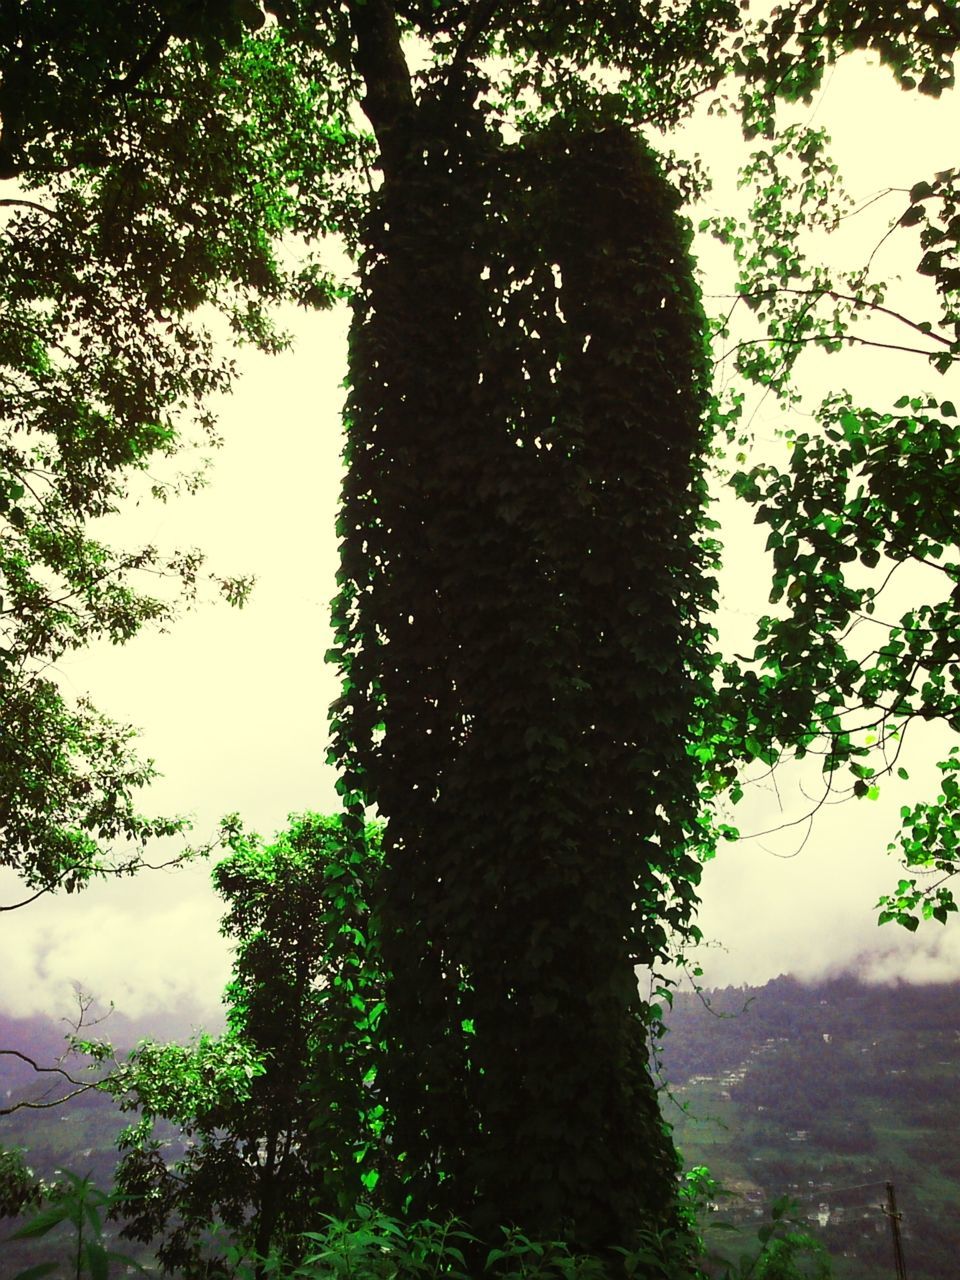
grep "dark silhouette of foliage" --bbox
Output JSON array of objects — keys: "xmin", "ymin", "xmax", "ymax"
[
  {"xmin": 0, "ymin": 2, "xmax": 368, "ymax": 901},
  {"xmin": 330, "ymin": 84, "xmax": 713, "ymax": 1250}
]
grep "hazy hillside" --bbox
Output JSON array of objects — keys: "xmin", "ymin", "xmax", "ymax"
[
  {"xmin": 658, "ymin": 973, "xmax": 960, "ymax": 1280},
  {"xmin": 1, "ymin": 974, "xmax": 957, "ymax": 1277},
  {"xmin": 1, "ymin": 1010, "xmax": 189, "ymax": 1275}
]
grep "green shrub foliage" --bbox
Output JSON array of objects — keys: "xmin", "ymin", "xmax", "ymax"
[{"xmin": 93, "ymin": 814, "xmax": 386, "ymax": 1277}]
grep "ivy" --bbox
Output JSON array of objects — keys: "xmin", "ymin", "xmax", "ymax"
[{"xmin": 328, "ymin": 66, "xmax": 716, "ymax": 1252}]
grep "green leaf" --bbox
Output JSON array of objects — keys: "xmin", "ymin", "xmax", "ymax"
[
  {"xmin": 83, "ymin": 1199, "xmax": 104, "ymax": 1236},
  {"xmin": 744, "ymin": 735, "xmax": 763, "ymax": 760},
  {"xmin": 6, "ymin": 1205, "xmax": 71, "ymax": 1239},
  {"xmin": 10, "ymin": 1264, "xmax": 60, "ymax": 1280}
]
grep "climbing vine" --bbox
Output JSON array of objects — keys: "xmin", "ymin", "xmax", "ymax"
[{"xmin": 329, "ymin": 72, "xmax": 716, "ymax": 1255}]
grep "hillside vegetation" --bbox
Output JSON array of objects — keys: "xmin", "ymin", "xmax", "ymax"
[{"xmin": 658, "ymin": 973, "xmax": 959, "ymax": 1280}]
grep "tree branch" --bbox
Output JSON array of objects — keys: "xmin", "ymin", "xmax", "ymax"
[
  {"xmin": 719, "ymin": 286, "xmax": 954, "ymax": 348},
  {"xmin": 0, "ymin": 1048, "xmax": 85, "ymax": 1083},
  {"xmin": 0, "ymin": 842, "xmax": 216, "ymax": 912},
  {"xmin": 346, "ymin": 0, "xmax": 415, "ymax": 177},
  {"xmin": 0, "ymin": 1084, "xmax": 101, "ymax": 1115},
  {"xmin": 0, "ymin": 1049, "xmax": 105, "ymax": 1116},
  {"xmin": 0, "ymin": 197, "xmax": 57, "ymax": 217},
  {"xmin": 713, "ymin": 333, "xmax": 953, "ymax": 367},
  {"xmin": 444, "ymin": 0, "xmax": 503, "ymax": 84}
]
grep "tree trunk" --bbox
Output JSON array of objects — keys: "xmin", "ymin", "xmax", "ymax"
[{"xmin": 333, "ymin": 23, "xmax": 709, "ymax": 1259}]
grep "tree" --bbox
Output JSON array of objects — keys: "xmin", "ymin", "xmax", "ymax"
[
  {"xmin": 0, "ymin": 0, "xmax": 368, "ymax": 904},
  {"xmin": 4, "ymin": 0, "xmax": 960, "ymax": 1271},
  {"xmin": 323, "ymin": 0, "xmax": 960, "ymax": 1257},
  {"xmin": 83, "ymin": 812, "xmax": 385, "ymax": 1277},
  {"xmin": 331, "ymin": 97, "xmax": 711, "ymax": 1254}
]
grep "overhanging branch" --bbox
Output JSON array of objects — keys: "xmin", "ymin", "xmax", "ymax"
[
  {"xmin": 713, "ymin": 333, "xmax": 952, "ymax": 366},
  {"xmin": 0, "ymin": 197, "xmax": 57, "ymax": 217},
  {"xmin": 718, "ymin": 286, "xmax": 954, "ymax": 348}
]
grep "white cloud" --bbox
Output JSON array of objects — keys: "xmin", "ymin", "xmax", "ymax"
[{"xmin": 0, "ymin": 863, "xmax": 229, "ymax": 1025}]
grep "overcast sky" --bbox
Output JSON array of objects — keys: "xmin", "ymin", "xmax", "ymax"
[{"xmin": 3, "ymin": 50, "xmax": 960, "ymax": 1033}]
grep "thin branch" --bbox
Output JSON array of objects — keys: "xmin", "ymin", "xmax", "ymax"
[
  {"xmin": 0, "ymin": 546, "xmax": 167, "ymax": 619},
  {"xmin": 834, "ymin": 186, "xmax": 904, "ymax": 224},
  {"xmin": 0, "ymin": 1049, "xmax": 107, "ymax": 1116},
  {"xmin": 866, "ymin": 219, "xmax": 904, "ymax": 274},
  {"xmin": 713, "ymin": 333, "xmax": 951, "ymax": 367},
  {"xmin": 0, "ymin": 1083, "xmax": 101, "ymax": 1115},
  {"xmin": 716, "ymin": 286, "xmax": 954, "ymax": 348},
  {"xmin": 444, "ymin": 0, "xmax": 503, "ymax": 83},
  {"xmin": 0, "ymin": 197, "xmax": 57, "ymax": 217},
  {"xmin": 0, "ymin": 884, "xmax": 50, "ymax": 912},
  {"xmin": 736, "ymin": 767, "xmax": 835, "ymax": 841},
  {"xmin": 0, "ymin": 1048, "xmax": 86, "ymax": 1084},
  {"xmin": 0, "ymin": 842, "xmax": 215, "ymax": 912}
]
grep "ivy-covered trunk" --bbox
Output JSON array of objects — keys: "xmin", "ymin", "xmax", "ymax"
[{"xmin": 330, "ymin": 81, "xmax": 711, "ymax": 1254}]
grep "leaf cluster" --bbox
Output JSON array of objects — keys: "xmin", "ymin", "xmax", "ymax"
[
  {"xmin": 714, "ymin": 388, "xmax": 960, "ymax": 918},
  {"xmin": 84, "ymin": 813, "xmax": 386, "ymax": 1278},
  {"xmin": 0, "ymin": 8, "xmax": 368, "ymax": 894}
]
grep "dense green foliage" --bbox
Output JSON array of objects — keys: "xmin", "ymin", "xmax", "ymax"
[
  {"xmin": 76, "ymin": 814, "xmax": 385, "ymax": 1276},
  {"xmin": 3, "ymin": 0, "xmax": 960, "ymax": 1276},
  {"xmin": 0, "ymin": 0, "xmax": 367, "ymax": 899},
  {"xmin": 331, "ymin": 96, "xmax": 713, "ymax": 1246}
]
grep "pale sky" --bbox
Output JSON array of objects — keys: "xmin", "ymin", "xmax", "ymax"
[{"xmin": 2, "ymin": 51, "xmax": 959, "ymax": 1032}]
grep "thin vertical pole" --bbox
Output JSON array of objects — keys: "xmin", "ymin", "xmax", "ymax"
[{"xmin": 884, "ymin": 1180, "xmax": 908, "ymax": 1280}]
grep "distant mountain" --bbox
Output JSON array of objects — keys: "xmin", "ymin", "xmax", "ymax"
[{"xmin": 657, "ymin": 973, "xmax": 960, "ymax": 1280}]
